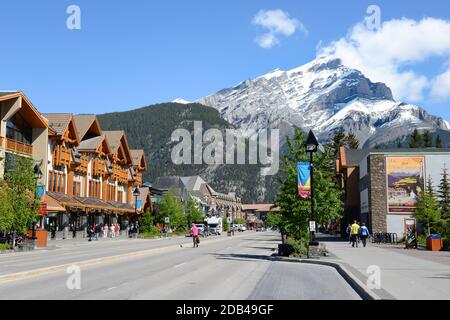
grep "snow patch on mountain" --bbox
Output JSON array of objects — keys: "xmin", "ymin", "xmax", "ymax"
[{"xmin": 197, "ymin": 56, "xmax": 449, "ymax": 147}]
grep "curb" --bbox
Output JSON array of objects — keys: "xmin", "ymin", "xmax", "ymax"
[{"xmin": 272, "ymin": 256, "xmax": 382, "ymax": 300}]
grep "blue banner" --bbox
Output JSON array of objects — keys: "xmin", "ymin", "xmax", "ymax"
[{"xmin": 297, "ymin": 162, "xmax": 311, "ymax": 198}]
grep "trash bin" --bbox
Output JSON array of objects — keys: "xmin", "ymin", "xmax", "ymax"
[{"xmin": 427, "ymin": 234, "xmax": 443, "ymax": 251}]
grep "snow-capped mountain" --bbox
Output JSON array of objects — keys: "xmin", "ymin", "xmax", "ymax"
[{"xmin": 196, "ymin": 56, "xmax": 449, "ymax": 147}]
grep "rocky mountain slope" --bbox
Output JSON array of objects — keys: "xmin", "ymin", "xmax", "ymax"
[{"xmin": 197, "ymin": 56, "xmax": 449, "ymax": 147}]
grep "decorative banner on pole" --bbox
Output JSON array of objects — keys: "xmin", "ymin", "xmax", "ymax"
[{"xmin": 298, "ymin": 162, "xmax": 311, "ymax": 198}]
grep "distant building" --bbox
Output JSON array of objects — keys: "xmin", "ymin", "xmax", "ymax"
[
  {"xmin": 242, "ymin": 204, "xmax": 279, "ymax": 229},
  {"xmin": 336, "ymin": 146, "xmax": 450, "ymax": 238},
  {"xmin": 152, "ymin": 175, "xmax": 243, "ymax": 221}
]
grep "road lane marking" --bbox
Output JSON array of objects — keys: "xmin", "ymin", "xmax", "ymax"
[
  {"xmin": 173, "ymin": 263, "xmax": 186, "ymax": 269},
  {"xmin": 0, "ymin": 232, "xmax": 253, "ymax": 283}
]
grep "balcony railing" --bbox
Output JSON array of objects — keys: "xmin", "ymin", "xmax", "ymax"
[
  {"xmin": 92, "ymin": 158, "xmax": 107, "ymax": 176},
  {"xmin": 73, "ymin": 156, "xmax": 88, "ymax": 174},
  {"xmin": 52, "ymin": 145, "xmax": 72, "ymax": 167},
  {"xmin": 5, "ymin": 138, "xmax": 33, "ymax": 157},
  {"xmin": 112, "ymin": 164, "xmax": 128, "ymax": 184},
  {"xmin": 135, "ymin": 172, "xmax": 142, "ymax": 186}
]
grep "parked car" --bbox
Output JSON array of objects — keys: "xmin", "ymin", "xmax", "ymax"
[
  {"xmin": 256, "ymin": 226, "xmax": 264, "ymax": 232},
  {"xmin": 238, "ymin": 225, "xmax": 247, "ymax": 232}
]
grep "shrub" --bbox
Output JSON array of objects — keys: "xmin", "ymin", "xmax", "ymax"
[
  {"xmin": 0, "ymin": 243, "xmax": 12, "ymax": 251},
  {"xmin": 286, "ymin": 238, "xmax": 308, "ymax": 257}
]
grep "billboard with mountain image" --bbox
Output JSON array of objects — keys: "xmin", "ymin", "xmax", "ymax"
[{"xmin": 386, "ymin": 157, "xmax": 425, "ymax": 213}]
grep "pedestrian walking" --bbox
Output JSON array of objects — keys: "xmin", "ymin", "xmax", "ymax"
[
  {"xmin": 95, "ymin": 224, "xmax": 100, "ymax": 240},
  {"xmin": 346, "ymin": 224, "xmax": 352, "ymax": 244},
  {"xmin": 359, "ymin": 223, "xmax": 370, "ymax": 247},
  {"xmin": 115, "ymin": 223, "xmax": 119, "ymax": 237},
  {"xmin": 351, "ymin": 220, "xmax": 360, "ymax": 248},
  {"xmin": 88, "ymin": 225, "xmax": 94, "ymax": 242},
  {"xmin": 110, "ymin": 224, "xmax": 115, "ymax": 238},
  {"xmin": 103, "ymin": 224, "xmax": 109, "ymax": 238},
  {"xmin": 191, "ymin": 223, "xmax": 199, "ymax": 248}
]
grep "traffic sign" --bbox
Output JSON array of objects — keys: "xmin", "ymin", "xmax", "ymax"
[
  {"xmin": 165, "ymin": 217, "xmax": 170, "ymax": 224},
  {"xmin": 309, "ymin": 221, "xmax": 316, "ymax": 232}
]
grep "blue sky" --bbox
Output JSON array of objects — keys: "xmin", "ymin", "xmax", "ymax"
[{"xmin": 1, "ymin": 0, "xmax": 450, "ymax": 119}]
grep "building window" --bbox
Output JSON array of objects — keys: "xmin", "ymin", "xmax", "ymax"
[
  {"xmin": 73, "ymin": 181, "xmax": 81, "ymax": 197},
  {"xmin": 117, "ymin": 190, "xmax": 123, "ymax": 203},
  {"xmin": 6, "ymin": 113, "xmax": 32, "ymax": 145},
  {"xmin": 89, "ymin": 180, "xmax": 101, "ymax": 198},
  {"xmin": 107, "ymin": 184, "xmax": 116, "ymax": 201},
  {"xmin": 48, "ymin": 171, "xmax": 65, "ymax": 194}
]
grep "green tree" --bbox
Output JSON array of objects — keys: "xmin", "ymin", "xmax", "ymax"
[
  {"xmin": 222, "ymin": 217, "xmax": 230, "ymax": 232},
  {"xmin": 0, "ymin": 181, "xmax": 14, "ymax": 233},
  {"xmin": 139, "ymin": 210, "xmax": 155, "ymax": 233},
  {"xmin": 234, "ymin": 218, "xmax": 246, "ymax": 225},
  {"xmin": 4, "ymin": 155, "xmax": 41, "ymax": 235},
  {"xmin": 156, "ymin": 191, "xmax": 186, "ymax": 230},
  {"xmin": 423, "ymin": 130, "xmax": 433, "ymax": 148},
  {"xmin": 396, "ymin": 139, "xmax": 403, "ymax": 148},
  {"xmin": 410, "ymin": 129, "xmax": 422, "ymax": 148},
  {"xmin": 331, "ymin": 131, "xmax": 346, "ymax": 156},
  {"xmin": 436, "ymin": 135, "xmax": 443, "ymax": 148},
  {"xmin": 274, "ymin": 129, "xmax": 343, "ymax": 243},
  {"xmin": 438, "ymin": 167, "xmax": 450, "ymax": 220},
  {"xmin": 185, "ymin": 199, "xmax": 204, "ymax": 226},
  {"xmin": 415, "ymin": 179, "xmax": 441, "ymax": 236},
  {"xmin": 345, "ymin": 133, "xmax": 359, "ymax": 149}
]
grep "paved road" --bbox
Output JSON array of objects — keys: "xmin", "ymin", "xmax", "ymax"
[{"xmin": 0, "ymin": 232, "xmax": 360, "ymax": 300}]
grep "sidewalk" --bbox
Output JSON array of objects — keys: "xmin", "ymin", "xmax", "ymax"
[{"xmin": 320, "ymin": 235, "xmax": 450, "ymax": 300}]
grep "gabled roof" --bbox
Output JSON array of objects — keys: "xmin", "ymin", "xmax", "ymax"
[
  {"xmin": 181, "ymin": 176, "xmax": 207, "ymax": 192},
  {"xmin": 78, "ymin": 134, "xmax": 111, "ymax": 155},
  {"xmin": 0, "ymin": 91, "xmax": 48, "ymax": 128},
  {"xmin": 43, "ymin": 113, "xmax": 80, "ymax": 144},
  {"xmin": 73, "ymin": 115, "xmax": 102, "ymax": 141},
  {"xmin": 104, "ymin": 131, "xmax": 133, "ymax": 164},
  {"xmin": 130, "ymin": 149, "xmax": 147, "ymax": 170}
]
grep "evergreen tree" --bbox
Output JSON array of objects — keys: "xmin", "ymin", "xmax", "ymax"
[
  {"xmin": 331, "ymin": 131, "xmax": 346, "ymax": 156},
  {"xmin": 423, "ymin": 130, "xmax": 433, "ymax": 148},
  {"xmin": 374, "ymin": 144, "xmax": 381, "ymax": 150},
  {"xmin": 395, "ymin": 139, "xmax": 403, "ymax": 148},
  {"xmin": 410, "ymin": 129, "xmax": 422, "ymax": 148},
  {"xmin": 435, "ymin": 135, "xmax": 443, "ymax": 148},
  {"xmin": 346, "ymin": 133, "xmax": 360, "ymax": 149},
  {"xmin": 438, "ymin": 167, "xmax": 450, "ymax": 220},
  {"xmin": 415, "ymin": 179, "xmax": 441, "ymax": 236}
]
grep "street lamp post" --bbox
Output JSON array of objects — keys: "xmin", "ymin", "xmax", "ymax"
[
  {"xmin": 133, "ymin": 187, "xmax": 140, "ymax": 238},
  {"xmin": 306, "ymin": 130, "xmax": 319, "ymax": 246},
  {"xmin": 32, "ymin": 164, "xmax": 43, "ymax": 244}
]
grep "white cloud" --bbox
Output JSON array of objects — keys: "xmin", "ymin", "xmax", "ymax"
[
  {"xmin": 253, "ymin": 9, "xmax": 307, "ymax": 49},
  {"xmin": 318, "ymin": 17, "xmax": 450, "ymax": 103},
  {"xmin": 431, "ymin": 67, "xmax": 450, "ymax": 100}
]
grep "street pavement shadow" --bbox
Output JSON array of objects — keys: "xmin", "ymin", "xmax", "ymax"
[
  {"xmin": 212, "ymin": 253, "xmax": 274, "ymax": 262},
  {"xmin": 244, "ymin": 246, "xmax": 277, "ymax": 251}
]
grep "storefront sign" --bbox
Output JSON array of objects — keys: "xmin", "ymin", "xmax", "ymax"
[
  {"xmin": 298, "ymin": 162, "xmax": 311, "ymax": 198},
  {"xmin": 386, "ymin": 157, "xmax": 425, "ymax": 213}
]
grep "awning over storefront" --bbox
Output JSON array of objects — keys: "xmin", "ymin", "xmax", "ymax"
[
  {"xmin": 43, "ymin": 194, "xmax": 66, "ymax": 212},
  {"xmin": 46, "ymin": 191, "xmax": 86, "ymax": 210},
  {"xmin": 43, "ymin": 192, "xmax": 140, "ymax": 215},
  {"xmin": 73, "ymin": 197, "xmax": 116, "ymax": 213},
  {"xmin": 107, "ymin": 200, "xmax": 136, "ymax": 214}
]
